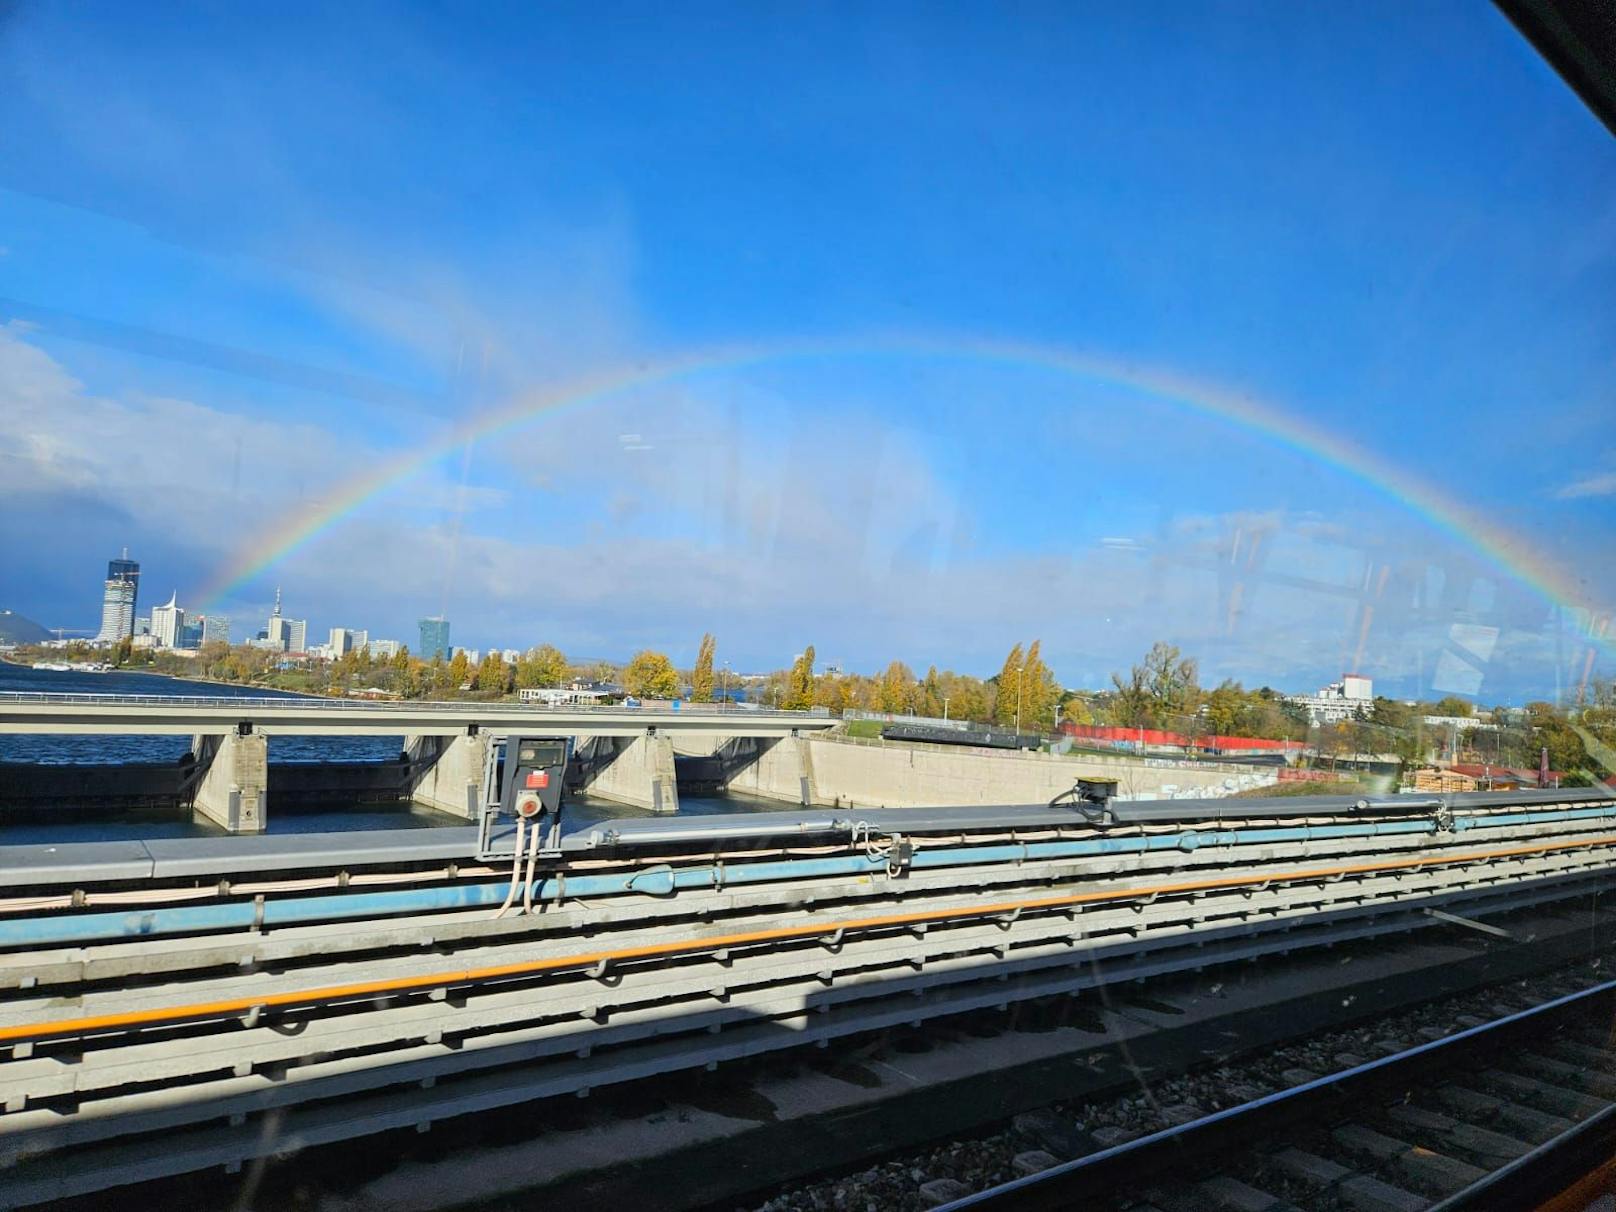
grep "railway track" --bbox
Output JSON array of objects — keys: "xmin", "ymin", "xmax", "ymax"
[
  {"xmin": 3, "ymin": 792, "xmax": 1615, "ymax": 1207},
  {"xmin": 943, "ymin": 977, "xmax": 1616, "ymax": 1212}
]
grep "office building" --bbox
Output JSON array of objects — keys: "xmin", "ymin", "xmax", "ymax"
[
  {"xmin": 150, "ymin": 593, "xmax": 184, "ymax": 649},
  {"xmin": 329, "ymin": 627, "xmax": 368, "ymax": 657},
  {"xmin": 178, "ymin": 619, "xmax": 204, "ymax": 650},
  {"xmin": 200, "ymin": 615, "xmax": 231, "ymax": 645},
  {"xmin": 1288, "ymin": 673, "xmax": 1374, "ymax": 726},
  {"xmin": 368, "ymin": 639, "xmax": 403, "ymax": 659},
  {"xmin": 266, "ymin": 615, "xmax": 306, "ymax": 652},
  {"xmin": 94, "ymin": 550, "xmax": 141, "ymax": 643},
  {"xmin": 419, "ymin": 616, "xmax": 451, "ymax": 661}
]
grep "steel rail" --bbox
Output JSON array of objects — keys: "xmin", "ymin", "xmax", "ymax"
[
  {"xmin": 7, "ymin": 830, "xmax": 1616, "ymax": 1047},
  {"xmin": 936, "ymin": 975, "xmax": 1616, "ymax": 1210}
]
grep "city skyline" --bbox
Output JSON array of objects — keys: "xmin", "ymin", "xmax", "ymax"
[{"xmin": 2, "ymin": 4, "xmax": 1612, "ymax": 700}]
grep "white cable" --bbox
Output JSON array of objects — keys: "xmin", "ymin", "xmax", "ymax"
[
  {"xmin": 491, "ymin": 816, "xmax": 527, "ymax": 920},
  {"xmin": 522, "ymin": 813, "xmax": 543, "ymax": 915}
]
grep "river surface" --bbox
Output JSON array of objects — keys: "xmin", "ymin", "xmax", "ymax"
[{"xmin": 0, "ymin": 660, "xmax": 773, "ymax": 841}]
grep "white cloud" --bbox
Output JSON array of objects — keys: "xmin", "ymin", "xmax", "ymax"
[{"xmin": 1556, "ymin": 469, "xmax": 1616, "ymax": 500}]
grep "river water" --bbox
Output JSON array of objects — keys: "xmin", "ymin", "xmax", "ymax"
[{"xmin": 0, "ymin": 660, "xmax": 771, "ymax": 841}]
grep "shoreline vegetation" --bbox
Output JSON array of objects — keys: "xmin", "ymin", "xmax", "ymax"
[{"xmin": 5, "ymin": 638, "xmax": 1612, "ymax": 786}]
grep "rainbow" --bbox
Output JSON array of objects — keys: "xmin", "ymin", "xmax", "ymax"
[{"xmin": 196, "ymin": 333, "xmax": 1611, "ymax": 656}]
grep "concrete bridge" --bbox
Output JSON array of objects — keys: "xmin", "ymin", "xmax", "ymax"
[{"xmin": 0, "ymin": 692, "xmax": 835, "ymax": 832}]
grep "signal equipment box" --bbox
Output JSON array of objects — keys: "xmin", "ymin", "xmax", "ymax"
[{"xmin": 478, "ymin": 735, "xmax": 570, "ymax": 861}]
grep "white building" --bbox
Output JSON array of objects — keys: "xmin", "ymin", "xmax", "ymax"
[
  {"xmin": 329, "ymin": 627, "xmax": 368, "ymax": 657},
  {"xmin": 501, "ymin": 648, "xmax": 522, "ymax": 664},
  {"xmin": 95, "ymin": 579, "xmax": 137, "ymax": 644},
  {"xmin": 200, "ymin": 615, "xmax": 231, "ymax": 645},
  {"xmin": 267, "ymin": 616, "xmax": 306, "ymax": 653},
  {"xmin": 368, "ymin": 638, "xmax": 403, "ymax": 659},
  {"xmin": 520, "ymin": 687, "xmax": 610, "ymax": 705},
  {"xmin": 1288, "ymin": 673, "xmax": 1373, "ymax": 725},
  {"xmin": 150, "ymin": 593, "xmax": 184, "ymax": 649}
]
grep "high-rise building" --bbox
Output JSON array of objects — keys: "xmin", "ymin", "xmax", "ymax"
[
  {"xmin": 329, "ymin": 627, "xmax": 369, "ymax": 657},
  {"xmin": 200, "ymin": 615, "xmax": 231, "ymax": 645},
  {"xmin": 94, "ymin": 549, "xmax": 140, "ymax": 643},
  {"xmin": 368, "ymin": 638, "xmax": 403, "ymax": 659},
  {"xmin": 266, "ymin": 616, "xmax": 307, "ymax": 653},
  {"xmin": 151, "ymin": 593, "xmax": 184, "ymax": 649},
  {"xmin": 178, "ymin": 619, "xmax": 204, "ymax": 650},
  {"xmin": 419, "ymin": 616, "xmax": 451, "ymax": 661}
]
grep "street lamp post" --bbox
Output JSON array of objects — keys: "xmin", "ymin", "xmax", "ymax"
[
  {"xmin": 1015, "ymin": 664, "xmax": 1025, "ymax": 735},
  {"xmin": 943, "ymin": 696, "xmax": 950, "ymax": 721}
]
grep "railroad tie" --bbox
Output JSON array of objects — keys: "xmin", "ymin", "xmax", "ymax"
[
  {"xmin": 1330, "ymin": 1122, "xmax": 1488, "ymax": 1192},
  {"xmin": 1268, "ymin": 1148, "xmax": 1424, "ymax": 1212},
  {"xmin": 1382, "ymin": 1103, "xmax": 1533, "ymax": 1162}
]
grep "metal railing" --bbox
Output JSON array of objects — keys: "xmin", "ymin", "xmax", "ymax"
[{"xmin": 0, "ymin": 690, "xmax": 829, "ymax": 718}]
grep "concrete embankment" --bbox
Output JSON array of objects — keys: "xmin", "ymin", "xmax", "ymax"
[{"xmin": 722, "ymin": 733, "xmax": 1276, "ymax": 809}]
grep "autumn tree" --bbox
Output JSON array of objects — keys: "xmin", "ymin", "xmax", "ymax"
[
  {"xmin": 624, "ymin": 649, "xmax": 679, "ymax": 699},
  {"xmin": 475, "ymin": 652, "xmax": 509, "ymax": 693},
  {"xmin": 877, "ymin": 661, "xmax": 915, "ymax": 714},
  {"xmin": 1109, "ymin": 642, "xmax": 1198, "ymax": 728},
  {"xmin": 447, "ymin": 649, "xmax": 471, "ymax": 689},
  {"xmin": 784, "ymin": 646, "xmax": 816, "ymax": 709},
  {"xmin": 517, "ymin": 644, "xmax": 568, "ymax": 689},
  {"xmin": 1020, "ymin": 640, "xmax": 1059, "ymax": 730},
  {"xmin": 692, "ymin": 633, "xmax": 716, "ymax": 703},
  {"xmin": 993, "ymin": 644, "xmax": 1025, "ymax": 728}
]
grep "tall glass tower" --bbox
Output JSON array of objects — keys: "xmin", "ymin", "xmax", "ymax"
[
  {"xmin": 95, "ymin": 549, "xmax": 140, "ymax": 642},
  {"xmin": 418, "ymin": 616, "xmax": 451, "ymax": 661}
]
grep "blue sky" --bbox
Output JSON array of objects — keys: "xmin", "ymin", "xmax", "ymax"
[{"xmin": 1, "ymin": 1, "xmax": 1612, "ymax": 699}]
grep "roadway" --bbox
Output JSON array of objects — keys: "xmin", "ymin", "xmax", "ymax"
[{"xmin": 0, "ymin": 691, "xmax": 837, "ymax": 737}]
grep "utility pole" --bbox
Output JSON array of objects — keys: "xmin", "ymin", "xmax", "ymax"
[
  {"xmin": 1016, "ymin": 664, "xmax": 1025, "ymax": 735},
  {"xmin": 943, "ymin": 696, "xmax": 950, "ymax": 722}
]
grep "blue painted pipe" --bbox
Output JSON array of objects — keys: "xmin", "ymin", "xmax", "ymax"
[{"xmin": 3, "ymin": 804, "xmax": 1612, "ymax": 949}]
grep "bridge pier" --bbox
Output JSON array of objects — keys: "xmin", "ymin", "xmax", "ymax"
[
  {"xmin": 405, "ymin": 731, "xmax": 487, "ymax": 819},
  {"xmin": 189, "ymin": 730, "xmax": 268, "ymax": 833},
  {"xmin": 577, "ymin": 731, "xmax": 679, "ymax": 813},
  {"xmin": 724, "ymin": 734, "xmax": 821, "ymax": 806}
]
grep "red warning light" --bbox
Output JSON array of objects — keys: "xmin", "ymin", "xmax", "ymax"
[{"xmin": 516, "ymin": 796, "xmax": 542, "ymax": 818}]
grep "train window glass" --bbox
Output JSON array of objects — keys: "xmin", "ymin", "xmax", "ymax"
[{"xmin": 1, "ymin": 3, "xmax": 1612, "ymax": 1209}]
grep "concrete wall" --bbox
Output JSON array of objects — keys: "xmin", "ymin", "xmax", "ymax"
[
  {"xmin": 736, "ymin": 735, "xmax": 1276, "ymax": 809},
  {"xmin": 189, "ymin": 731, "xmax": 268, "ymax": 833},
  {"xmin": 724, "ymin": 736, "xmax": 818, "ymax": 806},
  {"xmin": 579, "ymin": 733, "xmax": 680, "ymax": 813},
  {"xmin": 405, "ymin": 732, "xmax": 488, "ymax": 819}
]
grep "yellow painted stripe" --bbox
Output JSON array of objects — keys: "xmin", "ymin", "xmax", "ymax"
[{"xmin": 3, "ymin": 831, "xmax": 1614, "ymax": 1046}]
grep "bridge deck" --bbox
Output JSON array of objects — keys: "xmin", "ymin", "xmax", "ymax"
[{"xmin": 0, "ymin": 692, "xmax": 836, "ymax": 737}]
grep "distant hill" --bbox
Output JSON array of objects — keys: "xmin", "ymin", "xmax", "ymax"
[{"xmin": 0, "ymin": 610, "xmax": 52, "ymax": 644}]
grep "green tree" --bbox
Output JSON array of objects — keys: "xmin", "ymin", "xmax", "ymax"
[
  {"xmin": 623, "ymin": 649, "xmax": 679, "ymax": 698},
  {"xmin": 1432, "ymin": 695, "xmax": 1473, "ymax": 718},
  {"xmin": 476, "ymin": 652, "xmax": 509, "ymax": 693},
  {"xmin": 1204, "ymin": 680, "xmax": 1245, "ymax": 735},
  {"xmin": 784, "ymin": 646, "xmax": 817, "ymax": 710},
  {"xmin": 692, "ymin": 633, "xmax": 716, "ymax": 703},
  {"xmin": 994, "ymin": 644, "xmax": 1025, "ymax": 727}
]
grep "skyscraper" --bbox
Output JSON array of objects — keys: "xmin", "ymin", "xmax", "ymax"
[
  {"xmin": 151, "ymin": 592, "xmax": 184, "ymax": 649},
  {"xmin": 200, "ymin": 615, "xmax": 231, "ymax": 645},
  {"xmin": 419, "ymin": 616, "xmax": 451, "ymax": 661},
  {"xmin": 94, "ymin": 549, "xmax": 140, "ymax": 643}
]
